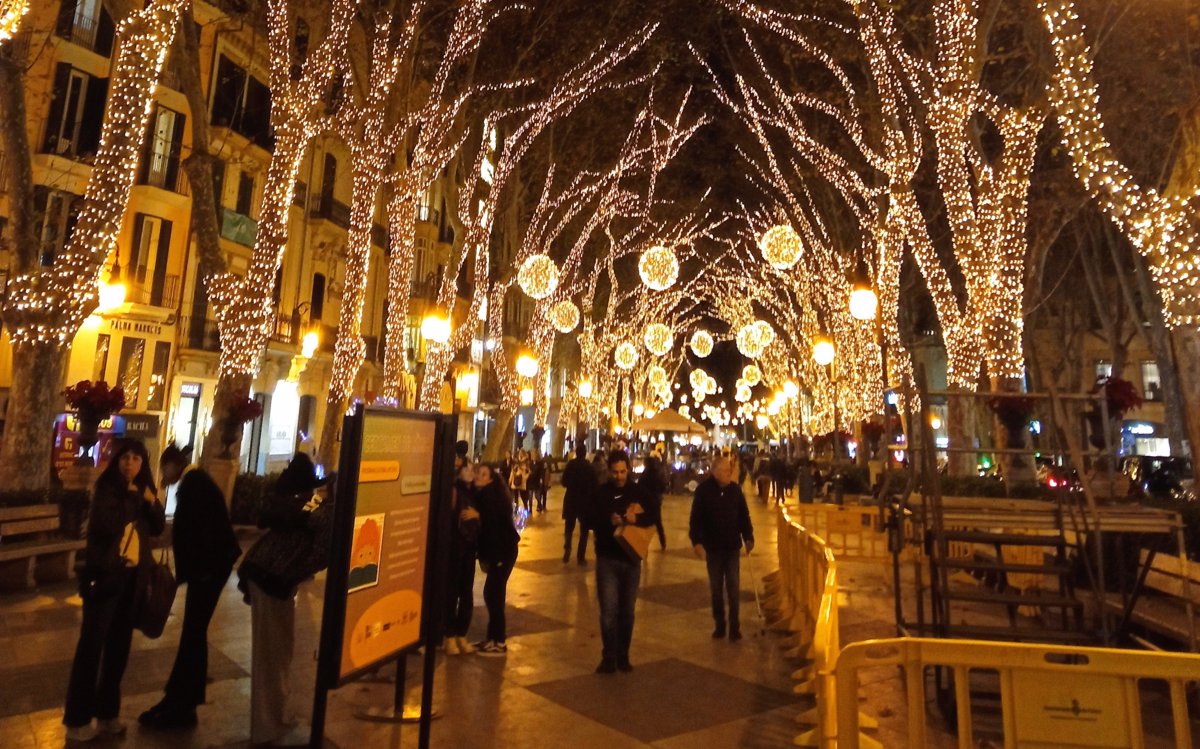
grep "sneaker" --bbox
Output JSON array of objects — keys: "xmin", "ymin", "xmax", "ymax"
[
  {"xmin": 456, "ymin": 636, "xmax": 475, "ymax": 654},
  {"xmin": 96, "ymin": 718, "xmax": 126, "ymax": 735},
  {"xmin": 617, "ymin": 657, "xmax": 633, "ymax": 673},
  {"xmin": 729, "ymin": 629, "xmax": 743, "ymax": 642},
  {"xmin": 477, "ymin": 641, "xmax": 507, "ymax": 657},
  {"xmin": 444, "ymin": 637, "xmax": 461, "ymax": 655},
  {"xmin": 64, "ymin": 723, "xmax": 98, "ymax": 742},
  {"xmin": 712, "ymin": 624, "xmax": 726, "ymax": 639},
  {"xmin": 595, "ymin": 658, "xmax": 617, "ymax": 674}
]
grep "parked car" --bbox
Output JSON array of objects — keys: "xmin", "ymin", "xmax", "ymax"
[{"xmin": 1122, "ymin": 456, "xmax": 1194, "ymax": 500}]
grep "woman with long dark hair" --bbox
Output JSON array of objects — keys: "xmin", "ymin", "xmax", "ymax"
[
  {"xmin": 474, "ymin": 463, "xmax": 519, "ymax": 656},
  {"xmin": 64, "ymin": 439, "xmax": 165, "ymax": 742}
]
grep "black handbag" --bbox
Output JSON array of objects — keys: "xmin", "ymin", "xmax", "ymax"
[{"xmin": 135, "ymin": 546, "xmax": 177, "ymax": 639}]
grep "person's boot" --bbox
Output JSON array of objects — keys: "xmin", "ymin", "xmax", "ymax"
[
  {"xmin": 729, "ymin": 622, "xmax": 742, "ymax": 642},
  {"xmin": 712, "ymin": 622, "xmax": 726, "ymax": 639},
  {"xmin": 595, "ymin": 657, "xmax": 617, "ymax": 674},
  {"xmin": 563, "ymin": 549, "xmax": 571, "ymax": 563},
  {"xmin": 617, "ymin": 653, "xmax": 633, "ymax": 672}
]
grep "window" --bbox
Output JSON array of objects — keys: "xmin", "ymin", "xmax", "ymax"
[
  {"xmin": 145, "ymin": 342, "xmax": 171, "ymax": 411},
  {"xmin": 140, "ymin": 105, "xmax": 185, "ymax": 189},
  {"xmin": 128, "ymin": 214, "xmax": 172, "ymax": 294},
  {"xmin": 35, "ymin": 188, "xmax": 80, "ymax": 266},
  {"xmin": 43, "ymin": 64, "xmax": 107, "ymax": 157},
  {"xmin": 55, "ymin": 0, "xmax": 114, "ymax": 55},
  {"xmin": 1141, "ymin": 361, "xmax": 1163, "ymax": 402},
  {"xmin": 417, "ymin": 189, "xmax": 436, "ymax": 223},
  {"xmin": 1095, "ymin": 360, "xmax": 1113, "ymax": 382},
  {"xmin": 291, "ymin": 19, "xmax": 309, "ymax": 80},
  {"xmin": 272, "ymin": 268, "xmax": 282, "ymax": 306},
  {"xmin": 117, "ymin": 337, "xmax": 146, "ymax": 407},
  {"xmin": 236, "ymin": 171, "xmax": 254, "ymax": 215},
  {"xmin": 310, "ymin": 273, "xmax": 326, "ymax": 321},
  {"xmin": 93, "ymin": 334, "xmax": 110, "ymax": 381},
  {"xmin": 319, "ymin": 153, "xmax": 337, "ymax": 210},
  {"xmin": 209, "ymin": 54, "xmax": 272, "ymax": 149}
]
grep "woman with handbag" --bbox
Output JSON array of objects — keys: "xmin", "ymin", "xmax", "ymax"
[
  {"xmin": 474, "ymin": 464, "xmax": 519, "ymax": 656},
  {"xmin": 444, "ymin": 456, "xmax": 479, "ymax": 655},
  {"xmin": 64, "ymin": 439, "xmax": 165, "ymax": 742},
  {"xmin": 237, "ymin": 453, "xmax": 331, "ymax": 746}
]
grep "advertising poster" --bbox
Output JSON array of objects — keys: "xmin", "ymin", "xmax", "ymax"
[{"xmin": 337, "ymin": 410, "xmax": 437, "ymax": 681}]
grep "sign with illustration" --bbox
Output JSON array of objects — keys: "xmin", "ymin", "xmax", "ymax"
[{"xmin": 319, "ymin": 407, "xmax": 447, "ymax": 686}]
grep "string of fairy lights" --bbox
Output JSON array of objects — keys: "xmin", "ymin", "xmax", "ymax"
[{"xmin": 0, "ymin": 0, "xmax": 27, "ymax": 44}]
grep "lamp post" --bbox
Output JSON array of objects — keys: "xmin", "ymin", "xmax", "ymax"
[
  {"xmin": 848, "ymin": 260, "xmax": 887, "ymax": 391},
  {"xmin": 421, "ymin": 311, "xmax": 458, "ymax": 444},
  {"xmin": 813, "ymin": 335, "xmax": 843, "ymax": 504}
]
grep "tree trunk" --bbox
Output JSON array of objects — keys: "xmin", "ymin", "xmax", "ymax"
[
  {"xmin": 199, "ymin": 372, "xmax": 252, "ymax": 502},
  {"xmin": 483, "ymin": 409, "xmax": 515, "ymax": 463},
  {"xmin": 946, "ymin": 387, "xmax": 977, "ymax": 476},
  {"xmin": 317, "ymin": 394, "xmax": 346, "ymax": 470},
  {"xmin": 1170, "ymin": 327, "xmax": 1200, "ymax": 471},
  {"xmin": 0, "ymin": 344, "xmax": 65, "ymax": 490}
]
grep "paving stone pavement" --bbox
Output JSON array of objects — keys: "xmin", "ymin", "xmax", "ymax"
[{"xmin": 0, "ymin": 483, "xmax": 894, "ymax": 748}]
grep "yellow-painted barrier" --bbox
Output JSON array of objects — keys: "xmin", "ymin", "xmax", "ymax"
[
  {"xmin": 787, "ymin": 503, "xmax": 893, "ymax": 562},
  {"xmin": 834, "ymin": 637, "xmax": 1200, "ymax": 749}
]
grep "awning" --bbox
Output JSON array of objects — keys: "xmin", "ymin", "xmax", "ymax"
[{"xmin": 629, "ymin": 408, "xmax": 707, "ymax": 435}]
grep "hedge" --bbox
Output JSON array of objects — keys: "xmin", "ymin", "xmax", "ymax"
[{"xmin": 230, "ymin": 472, "xmax": 280, "ymax": 526}]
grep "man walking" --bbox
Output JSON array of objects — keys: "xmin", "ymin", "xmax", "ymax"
[
  {"xmin": 689, "ymin": 456, "xmax": 754, "ymax": 641},
  {"xmin": 589, "ymin": 451, "xmax": 653, "ymax": 673},
  {"xmin": 561, "ymin": 447, "xmax": 596, "ymax": 564},
  {"xmin": 140, "ymin": 446, "xmax": 241, "ymax": 729}
]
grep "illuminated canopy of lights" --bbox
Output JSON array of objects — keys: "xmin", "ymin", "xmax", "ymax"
[
  {"xmin": 643, "ymin": 323, "xmax": 674, "ymax": 356},
  {"xmin": 517, "ymin": 254, "xmax": 560, "ymax": 299},
  {"xmin": 638, "ymin": 245, "xmax": 680, "ymax": 291},
  {"xmin": 757, "ymin": 224, "xmax": 804, "ymax": 269},
  {"xmin": 614, "ymin": 340, "xmax": 639, "ymax": 370},
  {"xmin": 549, "ymin": 299, "xmax": 580, "ymax": 333}
]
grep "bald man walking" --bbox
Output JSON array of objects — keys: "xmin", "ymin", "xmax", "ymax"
[{"xmin": 689, "ymin": 456, "xmax": 754, "ymax": 641}]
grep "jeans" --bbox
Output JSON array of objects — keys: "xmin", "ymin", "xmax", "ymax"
[
  {"xmin": 595, "ymin": 554, "xmax": 641, "ymax": 662},
  {"xmin": 706, "ymin": 549, "xmax": 741, "ymax": 631},
  {"xmin": 162, "ymin": 572, "xmax": 229, "ymax": 709},
  {"xmin": 564, "ymin": 517, "xmax": 589, "ymax": 561},
  {"xmin": 446, "ymin": 546, "xmax": 476, "ymax": 637},
  {"xmin": 483, "ymin": 554, "xmax": 516, "ymax": 643},
  {"xmin": 64, "ymin": 570, "xmax": 137, "ymax": 727}
]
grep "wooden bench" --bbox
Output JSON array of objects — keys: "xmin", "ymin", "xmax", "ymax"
[
  {"xmin": 1105, "ymin": 550, "xmax": 1200, "ymax": 651},
  {"xmin": 0, "ymin": 504, "xmax": 86, "ymax": 591}
]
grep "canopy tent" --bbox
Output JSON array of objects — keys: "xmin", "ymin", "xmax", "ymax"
[{"xmin": 630, "ymin": 408, "xmax": 707, "ymax": 435}]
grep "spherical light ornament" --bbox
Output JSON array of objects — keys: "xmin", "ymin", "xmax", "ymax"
[
  {"xmin": 758, "ymin": 225, "xmax": 804, "ymax": 269},
  {"xmin": 421, "ymin": 312, "xmax": 451, "ymax": 344},
  {"xmin": 783, "ymin": 380, "xmax": 800, "ymax": 399},
  {"xmin": 648, "ymin": 365, "xmax": 667, "ymax": 387},
  {"xmin": 517, "ymin": 254, "xmax": 559, "ymax": 300},
  {"xmin": 849, "ymin": 286, "xmax": 879, "ymax": 321},
  {"xmin": 736, "ymin": 384, "xmax": 752, "ymax": 403},
  {"xmin": 633, "ymin": 403, "xmax": 645, "ymax": 417},
  {"xmin": 615, "ymin": 341, "xmax": 638, "ymax": 370},
  {"xmin": 643, "ymin": 323, "xmax": 673, "ymax": 356},
  {"xmin": 689, "ymin": 330, "xmax": 713, "ymax": 358},
  {"xmin": 704, "ymin": 375, "xmax": 717, "ymax": 395},
  {"xmin": 742, "ymin": 364, "xmax": 762, "ymax": 387},
  {"xmin": 689, "ymin": 369, "xmax": 708, "ymax": 391},
  {"xmin": 549, "ymin": 300, "xmax": 580, "ymax": 333},
  {"xmin": 736, "ymin": 323, "xmax": 765, "ymax": 359},
  {"xmin": 754, "ymin": 320, "xmax": 776, "ymax": 347},
  {"xmin": 638, "ymin": 245, "xmax": 679, "ymax": 291}
]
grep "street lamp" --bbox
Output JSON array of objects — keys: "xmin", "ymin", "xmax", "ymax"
[
  {"xmin": 578, "ymin": 378, "xmax": 593, "ymax": 399},
  {"xmin": 813, "ymin": 335, "xmax": 843, "ymax": 504},
  {"xmin": 97, "ymin": 259, "xmax": 126, "ymax": 313},
  {"xmin": 813, "ymin": 336, "xmax": 836, "ymax": 366},
  {"xmin": 420, "ymin": 310, "xmax": 451, "ymax": 344},
  {"xmin": 515, "ymin": 352, "xmax": 539, "ymax": 379}
]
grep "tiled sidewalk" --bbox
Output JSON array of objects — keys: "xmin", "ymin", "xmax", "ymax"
[{"xmin": 0, "ymin": 485, "xmax": 810, "ymax": 748}]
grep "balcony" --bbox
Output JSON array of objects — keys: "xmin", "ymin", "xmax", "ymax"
[
  {"xmin": 124, "ymin": 274, "xmax": 181, "ymax": 309},
  {"xmin": 412, "ymin": 277, "xmax": 439, "ymax": 300},
  {"xmin": 141, "ymin": 161, "xmax": 188, "ymax": 194},
  {"xmin": 363, "ymin": 335, "xmax": 382, "ymax": 363},
  {"xmin": 309, "ymin": 195, "xmax": 351, "ymax": 231},
  {"xmin": 270, "ymin": 311, "xmax": 298, "ymax": 345},
  {"xmin": 220, "ymin": 207, "xmax": 257, "ymax": 247},
  {"xmin": 416, "ymin": 205, "xmax": 439, "ymax": 225},
  {"xmin": 181, "ymin": 316, "xmax": 220, "ymax": 352}
]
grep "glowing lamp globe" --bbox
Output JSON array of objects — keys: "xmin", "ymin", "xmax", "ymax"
[
  {"xmin": 633, "ymin": 403, "xmax": 645, "ymax": 417},
  {"xmin": 549, "ymin": 300, "xmax": 580, "ymax": 333},
  {"xmin": 758, "ymin": 225, "xmax": 803, "ymax": 269},
  {"xmin": 742, "ymin": 364, "xmax": 762, "ymax": 387},
  {"xmin": 577, "ymin": 379, "xmax": 593, "ymax": 399},
  {"xmin": 689, "ymin": 329, "xmax": 714, "ymax": 358},
  {"xmin": 517, "ymin": 254, "xmax": 559, "ymax": 299},
  {"xmin": 736, "ymin": 384, "xmax": 752, "ymax": 403},
  {"xmin": 783, "ymin": 380, "xmax": 800, "ymax": 399},
  {"xmin": 97, "ymin": 280, "xmax": 127, "ymax": 312},
  {"xmin": 515, "ymin": 353, "xmax": 540, "ymax": 378},
  {"xmin": 813, "ymin": 337, "xmax": 836, "ymax": 366},
  {"xmin": 519, "ymin": 387, "xmax": 534, "ymax": 406},
  {"xmin": 644, "ymin": 323, "xmax": 673, "ymax": 356},
  {"xmin": 421, "ymin": 312, "xmax": 451, "ymax": 344},
  {"xmin": 849, "ymin": 286, "xmax": 879, "ymax": 321},
  {"xmin": 615, "ymin": 341, "xmax": 638, "ymax": 370},
  {"xmin": 301, "ymin": 331, "xmax": 320, "ymax": 359},
  {"xmin": 638, "ymin": 245, "xmax": 679, "ymax": 291}
]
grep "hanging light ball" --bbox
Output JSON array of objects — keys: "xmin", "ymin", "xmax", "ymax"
[
  {"xmin": 689, "ymin": 329, "xmax": 713, "ymax": 358},
  {"xmin": 643, "ymin": 323, "xmax": 674, "ymax": 356},
  {"xmin": 517, "ymin": 254, "xmax": 559, "ymax": 299},
  {"xmin": 548, "ymin": 300, "xmax": 580, "ymax": 333},
  {"xmin": 705, "ymin": 375, "xmax": 717, "ymax": 395},
  {"xmin": 754, "ymin": 320, "xmax": 776, "ymax": 346},
  {"xmin": 615, "ymin": 341, "xmax": 639, "ymax": 370},
  {"xmin": 648, "ymin": 365, "xmax": 668, "ymax": 387},
  {"xmin": 758, "ymin": 225, "xmax": 804, "ymax": 269},
  {"xmin": 638, "ymin": 245, "xmax": 679, "ymax": 291},
  {"xmin": 742, "ymin": 364, "xmax": 762, "ymax": 387},
  {"xmin": 736, "ymin": 323, "xmax": 766, "ymax": 359},
  {"xmin": 736, "ymin": 384, "xmax": 752, "ymax": 403}
]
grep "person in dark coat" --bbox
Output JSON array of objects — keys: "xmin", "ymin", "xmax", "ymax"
[
  {"xmin": 140, "ymin": 446, "xmax": 241, "ymax": 730},
  {"xmin": 473, "ymin": 464, "xmax": 520, "ymax": 655},
  {"xmin": 561, "ymin": 447, "xmax": 596, "ymax": 564},
  {"xmin": 769, "ymin": 450, "xmax": 788, "ymax": 503},
  {"xmin": 638, "ymin": 452, "xmax": 668, "ymax": 550},
  {"xmin": 589, "ymin": 451, "xmax": 654, "ymax": 674},
  {"xmin": 444, "ymin": 454, "xmax": 479, "ymax": 655},
  {"xmin": 689, "ymin": 455, "xmax": 754, "ymax": 641},
  {"xmin": 64, "ymin": 439, "xmax": 166, "ymax": 742}
]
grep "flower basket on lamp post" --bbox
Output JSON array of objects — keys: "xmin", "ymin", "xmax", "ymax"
[
  {"xmin": 1087, "ymin": 377, "xmax": 1143, "ymax": 449},
  {"xmin": 987, "ymin": 395, "xmax": 1037, "ymax": 449},
  {"xmin": 861, "ymin": 420, "xmax": 885, "ymax": 460},
  {"xmin": 222, "ymin": 392, "xmax": 263, "ymax": 458},
  {"xmin": 63, "ymin": 380, "xmax": 126, "ymax": 466}
]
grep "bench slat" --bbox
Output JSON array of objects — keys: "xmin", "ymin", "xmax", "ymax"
[
  {"xmin": 0, "ymin": 538, "xmax": 86, "ymax": 562},
  {"xmin": 0, "ymin": 517, "xmax": 61, "ymax": 537},
  {"xmin": 0, "ymin": 505, "xmax": 59, "ymax": 523}
]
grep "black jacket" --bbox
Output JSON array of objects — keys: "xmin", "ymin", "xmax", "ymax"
[
  {"xmin": 688, "ymin": 477, "xmax": 754, "ymax": 552},
  {"xmin": 589, "ymin": 480, "xmax": 653, "ymax": 560},
  {"xmin": 475, "ymin": 481, "xmax": 519, "ymax": 564},
  {"xmin": 561, "ymin": 456, "xmax": 596, "ymax": 521},
  {"xmin": 172, "ymin": 467, "xmax": 240, "ymax": 585},
  {"xmin": 84, "ymin": 476, "xmax": 166, "ymax": 591}
]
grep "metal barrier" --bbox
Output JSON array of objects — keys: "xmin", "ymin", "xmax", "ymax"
[
  {"xmin": 785, "ymin": 502, "xmax": 909, "ymax": 563},
  {"xmin": 834, "ymin": 637, "xmax": 1200, "ymax": 749}
]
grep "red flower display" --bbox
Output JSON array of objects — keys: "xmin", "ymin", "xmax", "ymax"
[
  {"xmin": 230, "ymin": 391, "xmax": 264, "ymax": 424},
  {"xmin": 1091, "ymin": 376, "xmax": 1143, "ymax": 418},
  {"xmin": 63, "ymin": 380, "xmax": 127, "ymax": 419}
]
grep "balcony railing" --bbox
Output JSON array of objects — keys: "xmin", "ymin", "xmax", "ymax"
[
  {"xmin": 271, "ymin": 312, "xmax": 297, "ymax": 345},
  {"xmin": 124, "ymin": 274, "xmax": 180, "ymax": 308},
  {"xmin": 416, "ymin": 205, "xmax": 439, "ymax": 225},
  {"xmin": 64, "ymin": 14, "xmax": 99, "ymax": 51},
  {"xmin": 411, "ymin": 277, "xmax": 438, "ymax": 300},
  {"xmin": 181, "ymin": 316, "xmax": 221, "ymax": 352},
  {"xmin": 309, "ymin": 195, "xmax": 351, "ymax": 230}
]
